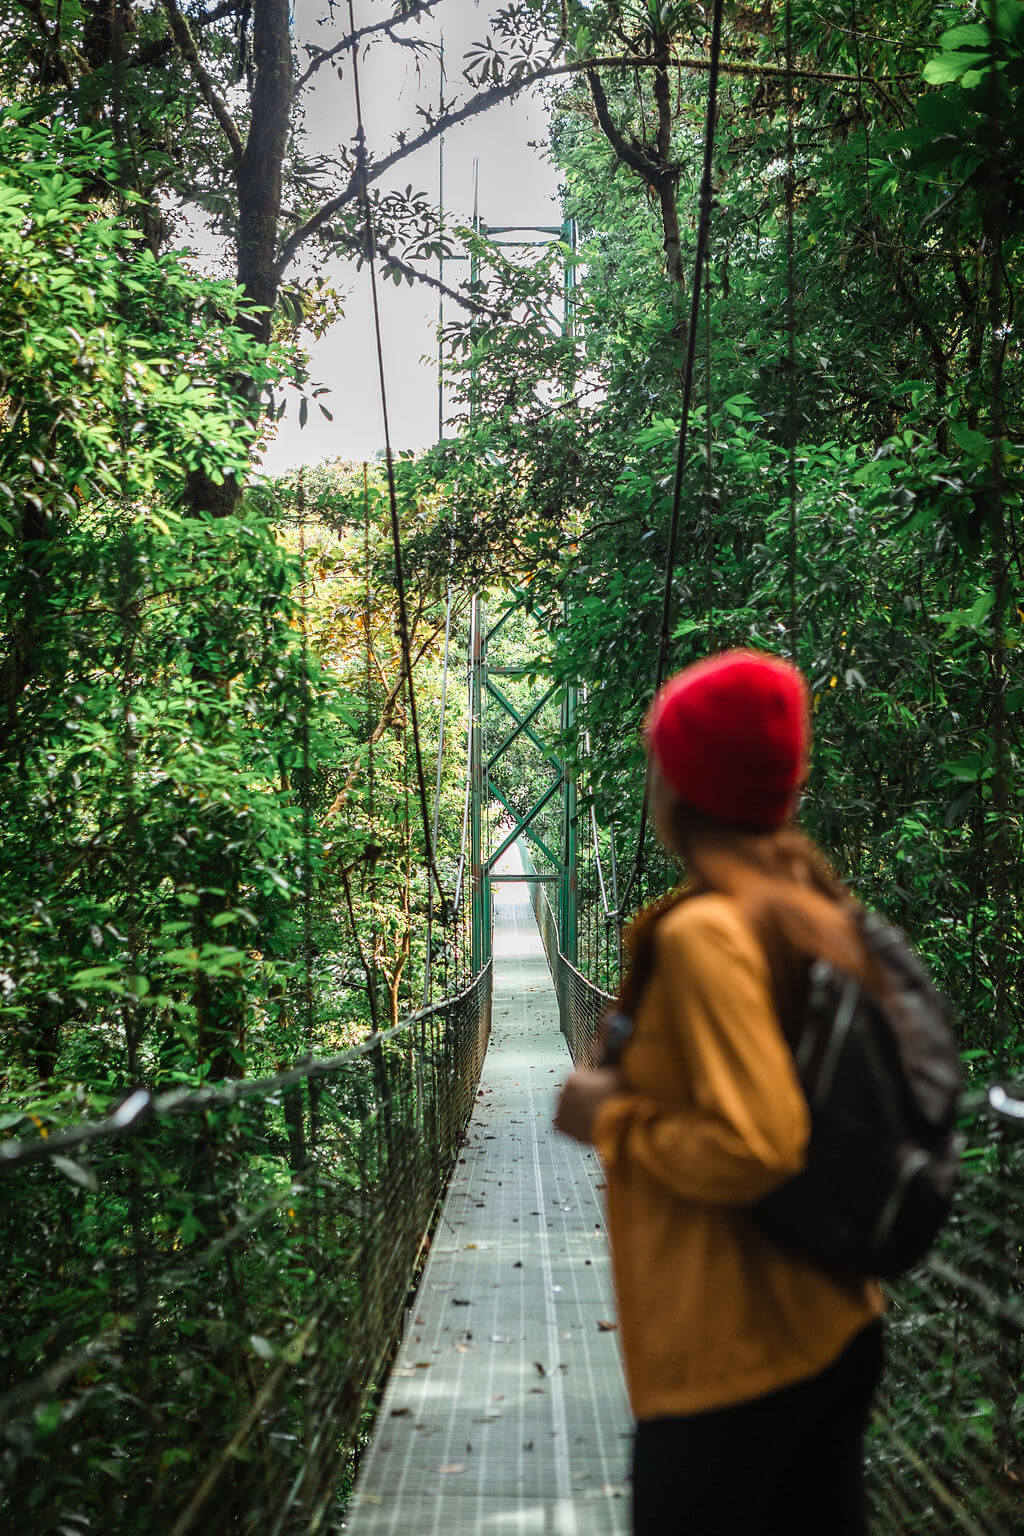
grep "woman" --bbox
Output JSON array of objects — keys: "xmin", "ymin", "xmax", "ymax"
[{"xmin": 554, "ymin": 650, "xmax": 884, "ymax": 1536}]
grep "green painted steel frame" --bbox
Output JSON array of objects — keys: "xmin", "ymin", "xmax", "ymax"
[
  {"xmin": 466, "ymin": 218, "xmax": 579, "ymax": 968},
  {"xmin": 469, "ymin": 593, "xmax": 578, "ymax": 969}
]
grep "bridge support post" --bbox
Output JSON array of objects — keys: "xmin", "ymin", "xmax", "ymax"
[
  {"xmin": 559, "ymin": 628, "xmax": 578, "ymax": 965},
  {"xmin": 469, "ymin": 596, "xmax": 489, "ymax": 971}
]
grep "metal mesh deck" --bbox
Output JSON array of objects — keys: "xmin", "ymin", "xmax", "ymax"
[{"xmin": 344, "ymin": 871, "xmax": 631, "ymax": 1534}]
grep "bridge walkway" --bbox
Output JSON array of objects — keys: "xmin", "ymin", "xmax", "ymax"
[{"xmin": 344, "ymin": 860, "xmax": 631, "ymax": 1534}]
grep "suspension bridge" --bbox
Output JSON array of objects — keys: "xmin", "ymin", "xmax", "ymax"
[
  {"xmin": 1, "ymin": 0, "xmax": 1022, "ymax": 1523},
  {"xmin": 1, "ymin": 589, "xmax": 1023, "ymax": 1534}
]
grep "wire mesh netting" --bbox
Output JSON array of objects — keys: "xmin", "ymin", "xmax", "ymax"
[
  {"xmin": 528, "ymin": 879, "xmax": 613, "ymax": 1070},
  {"xmin": 868, "ymin": 1110, "xmax": 1024, "ymax": 1535},
  {"xmin": 534, "ymin": 894, "xmax": 1024, "ymax": 1535},
  {"xmin": 0, "ymin": 965, "xmax": 492, "ymax": 1534}
]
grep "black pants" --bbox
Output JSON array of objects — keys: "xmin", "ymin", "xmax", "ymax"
[{"xmin": 632, "ymin": 1322, "xmax": 884, "ymax": 1536}]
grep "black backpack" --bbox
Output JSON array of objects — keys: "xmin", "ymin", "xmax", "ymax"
[{"xmin": 752, "ymin": 913, "xmax": 962, "ymax": 1280}]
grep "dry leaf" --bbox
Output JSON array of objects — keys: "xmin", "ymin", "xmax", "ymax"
[{"xmin": 597, "ymin": 1319, "xmax": 618, "ymax": 1332}]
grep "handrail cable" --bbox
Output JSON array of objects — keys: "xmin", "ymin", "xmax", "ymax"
[
  {"xmin": 0, "ymin": 963, "xmax": 492, "ymax": 1172},
  {"xmin": 618, "ymin": 0, "xmax": 726, "ymax": 920},
  {"xmin": 785, "ymin": 0, "xmax": 798, "ymax": 639}
]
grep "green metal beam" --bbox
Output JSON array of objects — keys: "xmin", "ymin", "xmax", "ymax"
[
  {"xmin": 484, "ymin": 684, "xmax": 559, "ymax": 776},
  {"xmin": 486, "ymin": 873, "xmax": 558, "ymax": 882},
  {"xmin": 485, "ymin": 603, "xmax": 522, "ymax": 647},
  {"xmin": 560, "ymin": 602, "xmax": 578, "ymax": 965},
  {"xmin": 487, "ymin": 778, "xmax": 563, "ymax": 872},
  {"xmin": 484, "ymin": 677, "xmax": 561, "ymax": 775}
]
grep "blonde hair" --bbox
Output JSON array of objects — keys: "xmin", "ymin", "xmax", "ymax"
[{"xmin": 620, "ymin": 800, "xmax": 879, "ymax": 1028}]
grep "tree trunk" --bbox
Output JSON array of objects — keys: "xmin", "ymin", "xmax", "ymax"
[{"xmin": 187, "ymin": 0, "xmax": 293, "ymax": 518}]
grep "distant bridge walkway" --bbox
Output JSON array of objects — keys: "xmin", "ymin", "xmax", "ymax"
[{"xmin": 345, "ymin": 871, "xmax": 631, "ymax": 1534}]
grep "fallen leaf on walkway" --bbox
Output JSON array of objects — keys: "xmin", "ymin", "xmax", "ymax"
[
  {"xmin": 414, "ymin": 1362, "xmax": 432, "ymax": 1369},
  {"xmin": 439, "ymin": 1464, "xmax": 466, "ymax": 1475},
  {"xmin": 534, "ymin": 1361, "xmax": 547, "ymax": 1377},
  {"xmin": 390, "ymin": 1407, "xmax": 412, "ymax": 1417},
  {"xmin": 597, "ymin": 1319, "xmax": 618, "ymax": 1332},
  {"xmin": 451, "ymin": 1298, "xmax": 471, "ymax": 1306}
]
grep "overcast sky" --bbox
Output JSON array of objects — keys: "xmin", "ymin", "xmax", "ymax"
[{"xmin": 262, "ymin": 2, "xmax": 562, "ymax": 473}]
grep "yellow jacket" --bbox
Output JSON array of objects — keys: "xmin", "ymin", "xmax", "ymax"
[{"xmin": 593, "ymin": 892, "xmax": 883, "ymax": 1420}]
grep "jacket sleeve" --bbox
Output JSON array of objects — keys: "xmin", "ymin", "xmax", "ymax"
[{"xmin": 592, "ymin": 900, "xmax": 809, "ymax": 1205}]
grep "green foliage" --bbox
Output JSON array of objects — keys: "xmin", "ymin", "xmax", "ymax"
[
  {"xmin": 1, "ymin": 0, "xmax": 1023, "ymax": 1524},
  {"xmin": 429, "ymin": 0, "xmax": 1024, "ymax": 1062},
  {"xmin": 900, "ymin": 6, "xmax": 1024, "ymax": 230},
  {"xmin": 0, "ymin": 108, "xmax": 286, "ymax": 520},
  {"xmin": 0, "ymin": 108, "xmax": 320, "ymax": 1091}
]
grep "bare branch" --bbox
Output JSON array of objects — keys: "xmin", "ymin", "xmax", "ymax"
[
  {"xmin": 586, "ymin": 68, "xmax": 664, "ymax": 183},
  {"xmin": 295, "ymin": 0, "xmax": 444, "ymax": 92},
  {"xmin": 279, "ymin": 56, "xmax": 656, "ymax": 274},
  {"xmin": 161, "ymin": 0, "xmax": 244, "ymax": 162},
  {"xmin": 278, "ymin": 49, "xmax": 912, "ymax": 277},
  {"xmin": 350, "ymin": 236, "xmax": 502, "ymax": 316},
  {"xmin": 321, "ymin": 618, "xmax": 446, "ymax": 826}
]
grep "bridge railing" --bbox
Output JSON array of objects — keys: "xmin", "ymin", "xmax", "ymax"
[
  {"xmin": 529, "ymin": 894, "xmax": 1023, "ymax": 1535},
  {"xmin": 0, "ymin": 964, "xmax": 492, "ymax": 1534},
  {"xmin": 527, "ymin": 875, "xmax": 614, "ymax": 1068}
]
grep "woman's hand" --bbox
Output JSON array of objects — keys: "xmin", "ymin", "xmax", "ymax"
[{"xmin": 554, "ymin": 1067, "xmax": 622, "ymax": 1146}]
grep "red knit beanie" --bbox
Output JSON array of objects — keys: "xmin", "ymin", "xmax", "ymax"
[{"xmin": 646, "ymin": 650, "xmax": 809, "ymax": 830}]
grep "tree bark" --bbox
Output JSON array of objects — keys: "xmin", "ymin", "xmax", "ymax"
[
  {"xmin": 186, "ymin": 0, "xmax": 293, "ymax": 518},
  {"xmin": 587, "ymin": 54, "xmax": 684, "ymax": 287}
]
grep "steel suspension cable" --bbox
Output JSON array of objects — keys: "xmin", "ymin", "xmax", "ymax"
[
  {"xmin": 452, "ymin": 707, "xmax": 472, "ymax": 916},
  {"xmin": 703, "ymin": 230, "xmax": 715, "ymax": 643},
  {"xmin": 423, "ymin": 585, "xmax": 453, "ymax": 1002},
  {"xmin": 984, "ymin": 0, "xmax": 1012, "ymax": 1057},
  {"xmin": 346, "ymin": 0, "xmax": 449, "ymax": 924},
  {"xmin": 785, "ymin": 0, "xmax": 798, "ymax": 641},
  {"xmin": 296, "ymin": 468, "xmax": 316, "ymax": 1059},
  {"xmin": 362, "ymin": 463, "xmax": 380, "ymax": 1032},
  {"xmin": 618, "ymin": 0, "xmax": 726, "ymax": 920}
]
